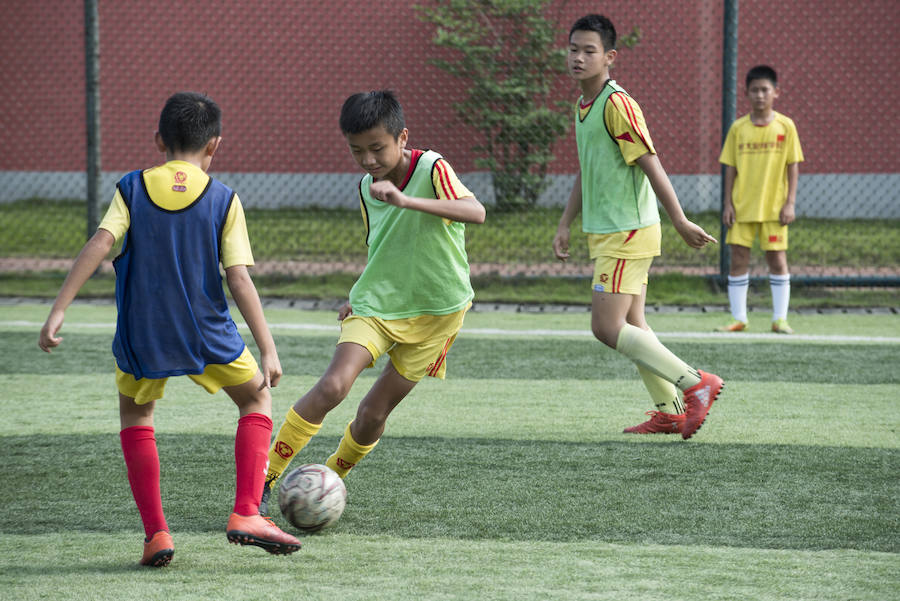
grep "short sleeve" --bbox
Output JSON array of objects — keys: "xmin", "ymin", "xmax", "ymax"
[
  {"xmin": 786, "ymin": 121, "xmax": 804, "ymax": 164},
  {"xmin": 604, "ymin": 92, "xmax": 656, "ymax": 165},
  {"xmin": 220, "ymin": 194, "xmax": 255, "ymax": 268},
  {"xmin": 432, "ymin": 158, "xmax": 474, "ymax": 200},
  {"xmin": 97, "ymin": 189, "xmax": 130, "ymax": 241},
  {"xmin": 719, "ymin": 123, "xmax": 737, "ymax": 167}
]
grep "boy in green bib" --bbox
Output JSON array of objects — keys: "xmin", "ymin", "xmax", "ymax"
[
  {"xmin": 260, "ymin": 91, "xmax": 485, "ymax": 510},
  {"xmin": 553, "ymin": 14, "xmax": 724, "ymax": 439}
]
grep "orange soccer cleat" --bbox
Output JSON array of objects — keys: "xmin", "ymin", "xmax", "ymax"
[
  {"xmin": 681, "ymin": 370, "xmax": 724, "ymax": 440},
  {"xmin": 623, "ymin": 411, "xmax": 686, "ymax": 434},
  {"xmin": 140, "ymin": 530, "xmax": 174, "ymax": 567},
  {"xmin": 716, "ymin": 320, "xmax": 747, "ymax": 332},
  {"xmin": 226, "ymin": 512, "xmax": 301, "ymax": 555}
]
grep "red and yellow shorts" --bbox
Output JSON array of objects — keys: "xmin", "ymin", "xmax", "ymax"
[
  {"xmin": 591, "ymin": 256, "xmax": 653, "ymax": 295},
  {"xmin": 338, "ymin": 305, "xmax": 469, "ymax": 382},
  {"xmin": 115, "ymin": 346, "xmax": 258, "ymax": 405}
]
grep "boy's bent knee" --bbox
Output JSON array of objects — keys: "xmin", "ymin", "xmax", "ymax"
[
  {"xmin": 590, "ymin": 324, "xmax": 618, "ymax": 348},
  {"xmin": 315, "ymin": 373, "xmax": 354, "ymax": 403}
]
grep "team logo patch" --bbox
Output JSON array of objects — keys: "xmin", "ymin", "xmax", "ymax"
[
  {"xmin": 768, "ymin": 235, "xmax": 780, "ymax": 242},
  {"xmin": 274, "ymin": 440, "xmax": 294, "ymax": 459},
  {"xmin": 599, "ymin": 273, "xmax": 609, "ymax": 283},
  {"xmin": 172, "ymin": 170, "xmax": 187, "ymax": 192}
]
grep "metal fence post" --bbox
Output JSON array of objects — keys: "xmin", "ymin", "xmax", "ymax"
[
  {"xmin": 84, "ymin": 0, "xmax": 101, "ymax": 240},
  {"xmin": 720, "ymin": 0, "xmax": 738, "ymax": 286}
]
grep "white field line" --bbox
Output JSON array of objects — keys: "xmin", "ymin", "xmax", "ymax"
[{"xmin": 4, "ymin": 320, "xmax": 899, "ymax": 344}]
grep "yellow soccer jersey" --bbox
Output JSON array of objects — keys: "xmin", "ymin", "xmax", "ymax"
[
  {"xmin": 432, "ymin": 157, "xmax": 473, "ymax": 201},
  {"xmin": 719, "ymin": 112, "xmax": 804, "ymax": 222},
  {"xmin": 575, "ymin": 81, "xmax": 659, "ymax": 240},
  {"xmin": 99, "ymin": 161, "xmax": 253, "ymax": 268},
  {"xmin": 433, "ymin": 156, "xmax": 473, "ymax": 225},
  {"xmin": 358, "ymin": 151, "xmax": 473, "ymax": 233},
  {"xmin": 596, "ymin": 90, "xmax": 656, "ymax": 165}
]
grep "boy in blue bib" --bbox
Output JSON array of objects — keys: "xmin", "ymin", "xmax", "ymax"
[{"xmin": 39, "ymin": 92, "xmax": 300, "ymax": 566}]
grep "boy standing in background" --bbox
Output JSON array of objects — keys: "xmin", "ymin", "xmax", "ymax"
[{"xmin": 719, "ymin": 65, "xmax": 804, "ymax": 334}]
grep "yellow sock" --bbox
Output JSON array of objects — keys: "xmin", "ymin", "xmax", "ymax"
[
  {"xmin": 616, "ymin": 324, "xmax": 701, "ymax": 392},
  {"xmin": 325, "ymin": 421, "xmax": 379, "ymax": 479},
  {"xmin": 635, "ymin": 328, "xmax": 684, "ymax": 414},
  {"xmin": 266, "ymin": 407, "xmax": 322, "ymax": 485},
  {"xmin": 637, "ymin": 365, "xmax": 684, "ymax": 414}
]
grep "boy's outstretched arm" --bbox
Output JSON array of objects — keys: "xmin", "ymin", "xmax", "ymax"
[
  {"xmin": 635, "ymin": 153, "xmax": 717, "ymax": 249},
  {"xmin": 225, "ymin": 265, "xmax": 282, "ymax": 389},
  {"xmin": 368, "ymin": 180, "xmax": 486, "ymax": 224},
  {"xmin": 39, "ymin": 229, "xmax": 115, "ymax": 352},
  {"xmin": 553, "ymin": 172, "xmax": 582, "ymax": 261}
]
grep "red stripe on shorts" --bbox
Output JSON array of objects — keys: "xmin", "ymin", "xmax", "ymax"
[
  {"xmin": 428, "ymin": 337, "xmax": 453, "ymax": 376},
  {"xmin": 613, "ymin": 259, "xmax": 626, "ymax": 293}
]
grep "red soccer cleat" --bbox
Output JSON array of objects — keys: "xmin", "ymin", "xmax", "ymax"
[
  {"xmin": 226, "ymin": 513, "xmax": 301, "ymax": 555},
  {"xmin": 681, "ymin": 370, "xmax": 724, "ymax": 440},
  {"xmin": 623, "ymin": 411, "xmax": 685, "ymax": 434},
  {"xmin": 140, "ymin": 530, "xmax": 174, "ymax": 567}
]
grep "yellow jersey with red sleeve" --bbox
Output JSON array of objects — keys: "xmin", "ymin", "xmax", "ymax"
[
  {"xmin": 601, "ymin": 87, "xmax": 656, "ymax": 165},
  {"xmin": 433, "ymin": 156, "xmax": 473, "ymax": 226},
  {"xmin": 719, "ymin": 111, "xmax": 804, "ymax": 222},
  {"xmin": 358, "ymin": 153, "xmax": 473, "ymax": 235},
  {"xmin": 576, "ymin": 79, "xmax": 661, "ymax": 259},
  {"xmin": 98, "ymin": 160, "xmax": 254, "ymax": 268},
  {"xmin": 432, "ymin": 157, "xmax": 473, "ymax": 201}
]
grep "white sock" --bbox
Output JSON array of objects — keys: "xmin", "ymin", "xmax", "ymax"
[
  {"xmin": 770, "ymin": 273, "xmax": 790, "ymax": 320},
  {"xmin": 727, "ymin": 273, "xmax": 750, "ymax": 322}
]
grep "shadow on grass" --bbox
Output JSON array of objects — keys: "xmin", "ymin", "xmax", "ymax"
[{"xmin": 2, "ymin": 433, "xmax": 896, "ymax": 553}]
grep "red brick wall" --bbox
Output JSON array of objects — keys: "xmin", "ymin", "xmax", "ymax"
[{"xmin": 2, "ymin": 0, "xmax": 897, "ymax": 176}]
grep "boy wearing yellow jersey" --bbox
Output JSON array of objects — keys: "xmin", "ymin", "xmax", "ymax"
[
  {"xmin": 719, "ymin": 65, "xmax": 804, "ymax": 334},
  {"xmin": 38, "ymin": 92, "xmax": 301, "ymax": 566},
  {"xmin": 260, "ymin": 91, "xmax": 485, "ymax": 512},
  {"xmin": 553, "ymin": 14, "xmax": 724, "ymax": 438}
]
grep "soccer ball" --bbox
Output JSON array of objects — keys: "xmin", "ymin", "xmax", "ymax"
[{"xmin": 278, "ymin": 464, "xmax": 347, "ymax": 532}]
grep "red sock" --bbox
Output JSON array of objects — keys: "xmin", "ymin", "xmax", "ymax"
[
  {"xmin": 233, "ymin": 413, "xmax": 273, "ymax": 516},
  {"xmin": 120, "ymin": 426, "xmax": 168, "ymax": 539}
]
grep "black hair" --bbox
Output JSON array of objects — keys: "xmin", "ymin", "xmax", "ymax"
[
  {"xmin": 746, "ymin": 65, "xmax": 778, "ymax": 88},
  {"xmin": 158, "ymin": 92, "xmax": 221, "ymax": 153},
  {"xmin": 339, "ymin": 90, "xmax": 405, "ymax": 137},
  {"xmin": 569, "ymin": 14, "xmax": 617, "ymax": 52}
]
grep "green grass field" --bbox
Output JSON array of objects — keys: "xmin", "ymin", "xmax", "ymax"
[{"xmin": 1, "ymin": 303, "xmax": 898, "ymax": 600}]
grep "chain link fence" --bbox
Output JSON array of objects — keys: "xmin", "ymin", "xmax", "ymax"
[{"xmin": 1, "ymin": 0, "xmax": 897, "ymax": 285}]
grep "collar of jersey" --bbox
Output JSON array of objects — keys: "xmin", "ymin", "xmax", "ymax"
[{"xmin": 142, "ymin": 160, "xmax": 210, "ymax": 211}]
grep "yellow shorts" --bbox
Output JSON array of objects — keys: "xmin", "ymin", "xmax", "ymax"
[
  {"xmin": 116, "ymin": 346, "xmax": 259, "ymax": 405},
  {"xmin": 726, "ymin": 221, "xmax": 789, "ymax": 251},
  {"xmin": 592, "ymin": 256, "xmax": 652, "ymax": 295},
  {"xmin": 338, "ymin": 305, "xmax": 470, "ymax": 382}
]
